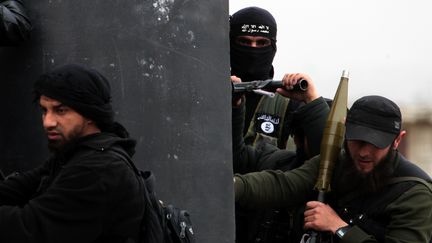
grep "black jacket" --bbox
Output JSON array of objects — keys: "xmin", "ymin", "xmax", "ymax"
[
  {"xmin": 0, "ymin": 133, "xmax": 144, "ymax": 243},
  {"xmin": 0, "ymin": 0, "xmax": 32, "ymax": 45}
]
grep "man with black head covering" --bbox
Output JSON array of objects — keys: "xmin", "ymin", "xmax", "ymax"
[
  {"xmin": 230, "ymin": 6, "xmax": 306, "ymax": 150},
  {"xmin": 0, "ymin": 63, "xmax": 144, "ymax": 242},
  {"xmin": 234, "ymin": 95, "xmax": 432, "ymax": 243},
  {"xmin": 230, "ymin": 7, "xmax": 332, "ymax": 242},
  {"xmin": 230, "ymin": 6, "xmax": 277, "ymax": 82}
]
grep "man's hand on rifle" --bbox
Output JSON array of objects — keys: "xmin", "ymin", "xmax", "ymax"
[
  {"xmin": 231, "ymin": 75, "xmax": 243, "ymax": 107},
  {"xmin": 303, "ymin": 201, "xmax": 348, "ymax": 234},
  {"xmin": 277, "ymin": 73, "xmax": 319, "ymax": 103}
]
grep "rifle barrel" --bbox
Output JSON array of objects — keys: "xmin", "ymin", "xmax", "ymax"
[{"xmin": 232, "ymin": 79, "xmax": 308, "ymax": 93}]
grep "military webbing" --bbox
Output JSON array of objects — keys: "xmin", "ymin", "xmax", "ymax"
[{"xmin": 244, "ymin": 93, "xmax": 290, "ymax": 149}]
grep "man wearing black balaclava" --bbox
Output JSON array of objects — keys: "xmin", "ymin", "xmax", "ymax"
[
  {"xmin": 230, "ymin": 7, "xmax": 277, "ymax": 82},
  {"xmin": 0, "ymin": 64, "xmax": 144, "ymax": 242},
  {"xmin": 230, "ymin": 7, "xmax": 279, "ymax": 143},
  {"xmin": 230, "ymin": 7, "xmax": 309, "ymax": 151},
  {"xmin": 230, "ymin": 7, "xmax": 332, "ymax": 243}
]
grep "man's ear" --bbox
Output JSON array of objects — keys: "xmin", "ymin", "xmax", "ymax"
[
  {"xmin": 84, "ymin": 119, "xmax": 101, "ymax": 134},
  {"xmin": 393, "ymin": 130, "xmax": 407, "ymax": 149}
]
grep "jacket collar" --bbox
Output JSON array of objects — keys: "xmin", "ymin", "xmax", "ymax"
[{"xmin": 52, "ymin": 132, "xmax": 136, "ymax": 163}]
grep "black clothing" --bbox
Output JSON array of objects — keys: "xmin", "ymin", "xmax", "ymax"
[
  {"xmin": 229, "ymin": 7, "xmax": 279, "ymax": 146},
  {"xmin": 346, "ymin": 95, "xmax": 402, "ymax": 149},
  {"xmin": 230, "ymin": 43, "xmax": 276, "ymax": 82},
  {"xmin": 0, "ymin": 133, "xmax": 144, "ymax": 243},
  {"xmin": 230, "ymin": 6, "xmax": 277, "ymax": 40},
  {"xmin": 0, "ymin": 0, "xmax": 31, "ymax": 45},
  {"xmin": 230, "ymin": 7, "xmax": 277, "ymax": 82},
  {"xmin": 243, "ymin": 92, "xmax": 263, "ymax": 136}
]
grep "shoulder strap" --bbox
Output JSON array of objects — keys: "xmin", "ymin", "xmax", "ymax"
[
  {"xmin": 108, "ymin": 146, "xmax": 157, "ymax": 194},
  {"xmin": 108, "ymin": 146, "xmax": 139, "ymax": 173},
  {"xmin": 393, "ymin": 154, "xmax": 432, "ymax": 182},
  {"xmin": 338, "ymin": 155, "xmax": 432, "ymax": 205},
  {"xmin": 388, "ymin": 176, "xmax": 432, "ymax": 193},
  {"xmin": 362, "ymin": 156, "xmax": 432, "ymax": 216},
  {"xmin": 108, "ymin": 147, "xmax": 167, "ymax": 243},
  {"xmin": 335, "ymin": 156, "xmax": 432, "ymax": 242}
]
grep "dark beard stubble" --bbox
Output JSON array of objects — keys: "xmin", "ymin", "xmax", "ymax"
[
  {"xmin": 47, "ymin": 124, "xmax": 86, "ymax": 153},
  {"xmin": 334, "ymin": 145, "xmax": 397, "ymax": 196}
]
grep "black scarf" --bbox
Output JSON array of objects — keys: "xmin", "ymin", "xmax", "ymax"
[
  {"xmin": 229, "ymin": 6, "xmax": 277, "ymax": 81},
  {"xmin": 33, "ymin": 63, "xmax": 116, "ymax": 133},
  {"xmin": 230, "ymin": 42, "xmax": 276, "ymax": 81}
]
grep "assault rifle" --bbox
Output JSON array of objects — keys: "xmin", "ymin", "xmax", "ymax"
[{"xmin": 232, "ymin": 79, "xmax": 308, "ymax": 97}]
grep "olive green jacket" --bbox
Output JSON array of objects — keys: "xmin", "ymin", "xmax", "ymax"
[{"xmin": 235, "ymin": 153, "xmax": 432, "ymax": 243}]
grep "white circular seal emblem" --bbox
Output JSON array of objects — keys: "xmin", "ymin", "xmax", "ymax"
[{"xmin": 261, "ymin": 122, "xmax": 275, "ymax": 134}]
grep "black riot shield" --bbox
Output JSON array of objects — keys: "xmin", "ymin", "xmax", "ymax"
[{"xmin": 0, "ymin": 1, "xmax": 234, "ymax": 242}]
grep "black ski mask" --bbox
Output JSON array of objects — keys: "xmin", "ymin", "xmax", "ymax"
[{"xmin": 230, "ymin": 7, "xmax": 277, "ymax": 81}]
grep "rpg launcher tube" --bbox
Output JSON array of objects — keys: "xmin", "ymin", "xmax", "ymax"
[
  {"xmin": 314, "ymin": 70, "xmax": 349, "ymax": 201},
  {"xmin": 232, "ymin": 79, "xmax": 308, "ymax": 93}
]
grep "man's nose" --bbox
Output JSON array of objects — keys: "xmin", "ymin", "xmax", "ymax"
[
  {"xmin": 43, "ymin": 112, "xmax": 57, "ymax": 129},
  {"xmin": 358, "ymin": 143, "xmax": 373, "ymax": 157}
]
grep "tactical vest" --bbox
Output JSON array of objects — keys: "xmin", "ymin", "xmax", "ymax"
[
  {"xmin": 239, "ymin": 95, "xmax": 306, "ymax": 243},
  {"xmin": 244, "ymin": 93, "xmax": 290, "ymax": 149}
]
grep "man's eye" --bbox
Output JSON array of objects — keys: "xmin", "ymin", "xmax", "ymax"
[
  {"xmin": 55, "ymin": 107, "xmax": 67, "ymax": 114},
  {"xmin": 256, "ymin": 40, "xmax": 271, "ymax": 47},
  {"xmin": 237, "ymin": 38, "xmax": 251, "ymax": 46},
  {"xmin": 39, "ymin": 107, "xmax": 47, "ymax": 115}
]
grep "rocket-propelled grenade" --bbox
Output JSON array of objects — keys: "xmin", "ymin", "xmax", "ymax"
[{"xmin": 314, "ymin": 70, "xmax": 349, "ymax": 199}]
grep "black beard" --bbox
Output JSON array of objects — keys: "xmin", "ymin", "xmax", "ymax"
[
  {"xmin": 334, "ymin": 145, "xmax": 397, "ymax": 196},
  {"xmin": 47, "ymin": 139, "xmax": 65, "ymax": 152},
  {"xmin": 47, "ymin": 124, "xmax": 87, "ymax": 153},
  {"xmin": 48, "ymin": 135, "xmax": 81, "ymax": 159}
]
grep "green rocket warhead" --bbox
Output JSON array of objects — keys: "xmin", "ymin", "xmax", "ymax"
[{"xmin": 315, "ymin": 70, "xmax": 349, "ymax": 196}]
